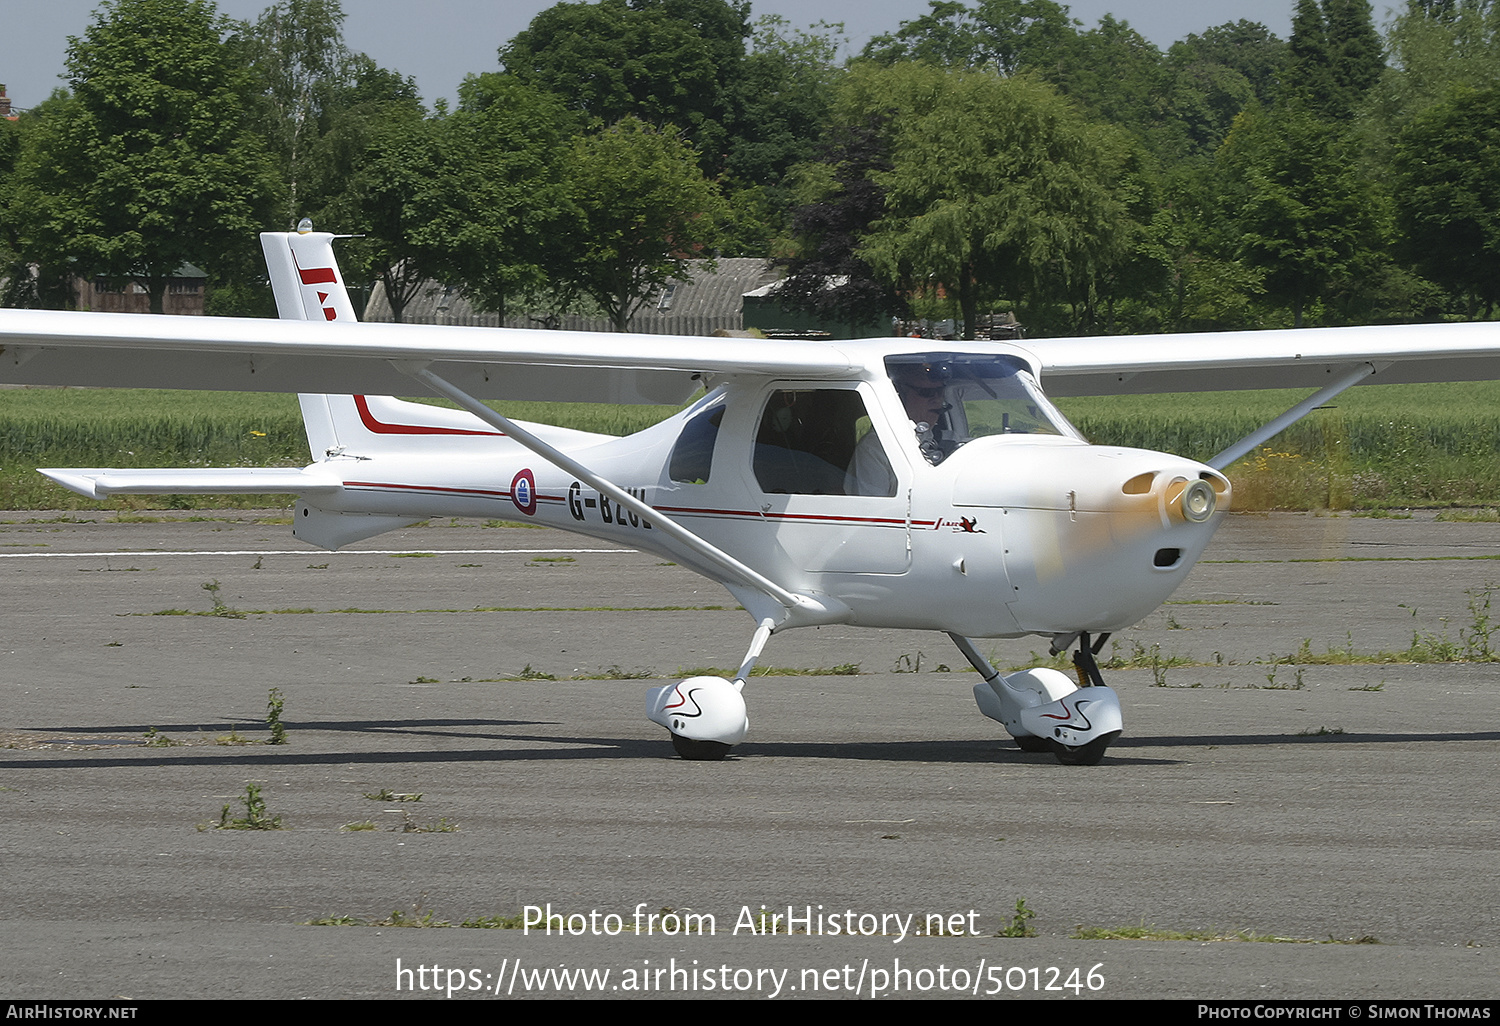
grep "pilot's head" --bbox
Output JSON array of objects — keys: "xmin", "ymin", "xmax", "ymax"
[{"xmin": 892, "ymin": 362, "xmax": 948, "ymax": 427}]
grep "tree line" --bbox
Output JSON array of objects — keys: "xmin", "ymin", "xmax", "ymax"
[{"xmin": 1, "ymin": 0, "xmax": 1497, "ymax": 336}]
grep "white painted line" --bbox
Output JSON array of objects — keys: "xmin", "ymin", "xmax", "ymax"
[{"xmin": 0, "ymin": 548, "xmax": 637, "ymax": 559}]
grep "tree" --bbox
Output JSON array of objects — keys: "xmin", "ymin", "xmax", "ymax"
[
  {"xmin": 1157, "ymin": 22, "xmax": 1287, "ymax": 156},
  {"xmin": 1224, "ymin": 105, "xmax": 1385, "ymax": 326},
  {"xmin": 836, "ymin": 65, "xmax": 1133, "ymax": 338},
  {"xmin": 1378, "ymin": 0, "xmax": 1500, "ymax": 126},
  {"xmin": 309, "ymin": 101, "xmax": 436, "ymax": 324},
  {"xmin": 1284, "ymin": 0, "xmax": 1384, "ymax": 120},
  {"xmin": 720, "ymin": 15, "xmax": 845, "ymax": 247},
  {"xmin": 1045, "ymin": 15, "xmax": 1163, "ymax": 133},
  {"xmin": 1286, "ymin": 0, "xmax": 1338, "ymax": 111},
  {"xmin": 778, "ymin": 117, "xmax": 907, "ymax": 329},
  {"xmin": 859, "ymin": 0, "xmax": 1076, "ymax": 74},
  {"xmin": 557, "ymin": 118, "xmax": 727, "ymax": 331},
  {"xmin": 8, "ymin": 0, "xmax": 276, "ymax": 314},
  {"xmin": 861, "ymin": 1, "xmax": 988, "ymax": 67},
  {"xmin": 1325, "ymin": 0, "xmax": 1384, "ymax": 109},
  {"xmin": 500, "ymin": 0, "xmax": 750, "ymax": 174},
  {"xmin": 418, "ymin": 74, "xmax": 581, "ymax": 319},
  {"xmin": 243, "ymin": 0, "xmax": 349, "ymax": 227},
  {"xmin": 1178, "ymin": 20, "xmax": 1288, "ymax": 107},
  {"xmin": 1394, "ymin": 85, "xmax": 1500, "ymax": 317}
]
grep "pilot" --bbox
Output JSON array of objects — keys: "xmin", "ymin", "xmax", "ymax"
[{"xmin": 845, "ymin": 362, "xmax": 953, "ymax": 496}]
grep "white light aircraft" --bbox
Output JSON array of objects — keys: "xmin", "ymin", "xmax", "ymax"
[{"xmin": 3, "ymin": 229, "xmax": 1500, "ymax": 763}]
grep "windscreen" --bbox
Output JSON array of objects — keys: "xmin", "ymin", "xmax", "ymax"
[{"xmin": 884, "ymin": 353, "xmax": 1083, "ymax": 460}]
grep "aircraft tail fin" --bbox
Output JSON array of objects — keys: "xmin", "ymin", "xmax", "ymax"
[
  {"xmin": 259, "ymin": 230, "xmax": 598, "ymax": 458},
  {"xmin": 262, "ymin": 230, "xmax": 360, "ymax": 458},
  {"xmin": 260, "ymin": 229, "xmax": 359, "ymax": 323}
]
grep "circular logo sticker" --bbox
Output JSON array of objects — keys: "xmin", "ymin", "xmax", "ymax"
[{"xmin": 511, "ymin": 468, "xmax": 537, "ymax": 516}]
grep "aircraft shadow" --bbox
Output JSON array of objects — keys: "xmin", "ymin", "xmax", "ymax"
[{"xmin": 4, "ymin": 721, "xmax": 1490, "ymax": 772}]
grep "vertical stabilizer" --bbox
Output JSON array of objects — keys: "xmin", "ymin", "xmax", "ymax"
[
  {"xmin": 261, "ymin": 230, "xmax": 359, "ymax": 458},
  {"xmin": 259, "ymin": 230, "xmax": 358, "ymax": 323},
  {"xmin": 298, "ymin": 393, "xmax": 341, "ymax": 458},
  {"xmin": 260, "ymin": 230, "xmax": 425, "ymax": 547}
]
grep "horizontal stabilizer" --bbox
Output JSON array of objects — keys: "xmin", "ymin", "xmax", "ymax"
[{"xmin": 40, "ymin": 467, "xmax": 341, "ymax": 501}]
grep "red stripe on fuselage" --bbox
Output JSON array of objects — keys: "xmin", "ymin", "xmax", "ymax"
[
  {"xmin": 353, "ymin": 395, "xmax": 503, "ymax": 436},
  {"xmin": 655, "ymin": 504, "xmax": 933, "ymax": 528},
  {"xmin": 338, "ymin": 484, "xmax": 932, "ymax": 529}
]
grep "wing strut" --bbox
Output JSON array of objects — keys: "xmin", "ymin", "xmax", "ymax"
[
  {"xmin": 1207, "ymin": 362, "xmax": 1381, "ymax": 471},
  {"xmin": 395, "ymin": 361, "xmax": 837, "ymax": 625}
]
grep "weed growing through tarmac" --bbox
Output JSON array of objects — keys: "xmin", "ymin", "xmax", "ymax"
[
  {"xmin": 265, "ymin": 688, "xmax": 287, "ymax": 745},
  {"xmin": 892, "ymin": 651, "xmax": 926, "ymax": 672},
  {"xmin": 145, "ymin": 602, "xmax": 735, "ymax": 617},
  {"xmin": 320, "ymin": 899, "xmax": 451, "ymax": 927},
  {"xmin": 1254, "ymin": 664, "xmax": 1307, "ymax": 690},
  {"xmin": 311, "ymin": 907, "xmax": 713, "ymax": 935},
  {"xmin": 363, "ymin": 789, "xmax": 422, "ymax": 802},
  {"xmin": 572, "ymin": 665, "xmax": 655, "ymax": 680},
  {"xmin": 461, "ymin": 913, "xmax": 528, "ymax": 929},
  {"xmin": 380, "ymin": 908, "xmax": 449, "ymax": 927},
  {"xmin": 141, "ymin": 726, "xmax": 180, "ymax": 747},
  {"xmin": 208, "ymin": 783, "xmax": 284, "ymax": 830},
  {"xmin": 1071, "ymin": 922, "xmax": 1378, "ymax": 944},
  {"xmin": 507, "ymin": 664, "xmax": 557, "ymax": 681},
  {"xmin": 397, "ymin": 811, "xmax": 457, "ymax": 833},
  {"xmin": 997, "ymin": 899, "xmax": 1037, "ymax": 938},
  {"xmin": 677, "ymin": 664, "xmax": 860, "ymax": 678},
  {"xmin": 1462, "ymin": 584, "xmax": 1496, "ymax": 659},
  {"xmin": 309, "ymin": 907, "xmax": 531, "ymax": 929},
  {"xmin": 201, "ymin": 579, "xmax": 244, "ymax": 619}
]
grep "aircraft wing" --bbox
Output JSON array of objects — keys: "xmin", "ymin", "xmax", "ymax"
[
  {"xmin": 5, "ymin": 306, "xmax": 1499, "ymax": 402},
  {"xmin": 1028, "ymin": 322, "xmax": 1500, "ymax": 396},
  {"xmin": 0, "ymin": 308, "xmax": 858, "ymax": 405}
]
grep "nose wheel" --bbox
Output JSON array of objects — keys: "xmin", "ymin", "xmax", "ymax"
[
  {"xmin": 1049, "ymin": 731, "xmax": 1120, "ymax": 765},
  {"xmin": 957, "ymin": 631, "xmax": 1124, "ymax": 765}
]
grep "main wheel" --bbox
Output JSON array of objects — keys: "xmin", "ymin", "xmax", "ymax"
[
  {"xmin": 671, "ymin": 733, "xmax": 733, "ymax": 761},
  {"xmin": 1014, "ymin": 734, "xmax": 1051, "ymax": 753},
  {"xmin": 1050, "ymin": 730, "xmax": 1120, "ymax": 766}
]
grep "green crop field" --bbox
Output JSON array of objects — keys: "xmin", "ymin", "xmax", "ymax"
[
  {"xmin": 1, "ymin": 381, "xmax": 1498, "ymax": 511},
  {"xmin": 1056, "ymin": 381, "xmax": 1500, "ymax": 510}
]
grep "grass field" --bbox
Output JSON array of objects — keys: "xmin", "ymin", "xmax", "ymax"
[{"xmin": 1, "ymin": 381, "xmax": 1498, "ymax": 511}]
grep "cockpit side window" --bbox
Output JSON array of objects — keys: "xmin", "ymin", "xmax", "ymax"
[
  {"xmin": 753, "ymin": 388, "xmax": 894, "ymax": 496},
  {"xmin": 669, "ymin": 404, "xmax": 725, "ymax": 484}
]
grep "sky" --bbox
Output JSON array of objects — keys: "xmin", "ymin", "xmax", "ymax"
[{"xmin": 1, "ymin": 0, "xmax": 1341, "ymax": 113}]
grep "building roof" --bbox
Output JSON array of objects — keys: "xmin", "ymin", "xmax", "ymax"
[{"xmin": 363, "ymin": 258, "xmax": 779, "ymax": 335}]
